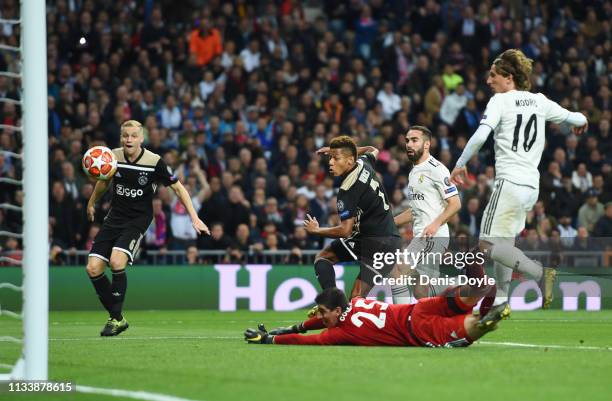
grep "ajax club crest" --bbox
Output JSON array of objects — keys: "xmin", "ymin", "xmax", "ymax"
[{"xmin": 138, "ymin": 172, "xmax": 148, "ymax": 186}]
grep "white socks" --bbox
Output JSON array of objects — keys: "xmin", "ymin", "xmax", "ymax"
[
  {"xmin": 490, "ymin": 243, "xmax": 543, "ymax": 281},
  {"xmin": 493, "ymin": 261, "xmax": 513, "ymax": 305},
  {"xmin": 391, "ymin": 285, "xmax": 412, "ymax": 304}
]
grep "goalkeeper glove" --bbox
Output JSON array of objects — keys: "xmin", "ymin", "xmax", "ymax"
[
  {"xmin": 244, "ymin": 324, "xmax": 274, "ymax": 344},
  {"xmin": 269, "ymin": 324, "xmax": 306, "ymax": 335},
  {"xmin": 307, "ymin": 305, "xmax": 319, "ymax": 318}
]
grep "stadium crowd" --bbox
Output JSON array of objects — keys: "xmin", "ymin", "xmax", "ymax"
[{"xmin": 0, "ymin": 0, "xmax": 610, "ymax": 265}]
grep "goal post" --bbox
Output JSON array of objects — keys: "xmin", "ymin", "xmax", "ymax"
[
  {"xmin": 23, "ymin": 0, "xmax": 49, "ymax": 380},
  {"xmin": 1, "ymin": 0, "xmax": 50, "ymax": 381}
]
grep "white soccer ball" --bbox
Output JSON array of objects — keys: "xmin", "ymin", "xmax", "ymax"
[{"xmin": 82, "ymin": 146, "xmax": 117, "ymax": 181}]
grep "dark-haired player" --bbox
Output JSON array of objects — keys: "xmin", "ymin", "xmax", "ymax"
[
  {"xmin": 450, "ymin": 49, "xmax": 588, "ymax": 309},
  {"xmin": 244, "ymin": 283, "xmax": 508, "ymax": 347},
  {"xmin": 391, "ymin": 125, "xmax": 461, "ymax": 303},
  {"xmin": 86, "ymin": 120, "xmax": 210, "ymax": 336},
  {"xmin": 305, "ymin": 135, "xmax": 401, "ymax": 299}
]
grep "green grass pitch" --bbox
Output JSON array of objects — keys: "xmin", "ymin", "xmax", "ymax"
[{"xmin": 1, "ymin": 310, "xmax": 611, "ymax": 401}]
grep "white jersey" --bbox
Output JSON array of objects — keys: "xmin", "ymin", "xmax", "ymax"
[
  {"xmin": 403, "ymin": 156, "xmax": 458, "ymax": 237},
  {"xmin": 480, "ymin": 90, "xmax": 571, "ymax": 189}
]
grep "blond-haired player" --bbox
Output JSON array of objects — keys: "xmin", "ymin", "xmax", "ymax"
[{"xmin": 86, "ymin": 120, "xmax": 210, "ymax": 335}]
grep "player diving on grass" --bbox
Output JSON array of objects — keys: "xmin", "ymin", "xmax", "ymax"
[
  {"xmin": 390, "ymin": 126, "xmax": 462, "ymax": 303},
  {"xmin": 244, "ymin": 263, "xmax": 505, "ymax": 347},
  {"xmin": 85, "ymin": 120, "xmax": 210, "ymax": 336},
  {"xmin": 305, "ymin": 135, "xmax": 401, "ymax": 300},
  {"xmin": 450, "ymin": 49, "xmax": 588, "ymax": 309}
]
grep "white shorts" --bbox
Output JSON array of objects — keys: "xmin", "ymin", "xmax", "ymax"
[
  {"xmin": 400, "ymin": 236, "xmax": 449, "ymax": 278},
  {"xmin": 480, "ymin": 179, "xmax": 538, "ymax": 241}
]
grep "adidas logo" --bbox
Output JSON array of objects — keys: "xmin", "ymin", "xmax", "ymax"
[
  {"xmin": 450, "ymin": 330, "xmax": 458, "ymax": 339},
  {"xmin": 112, "ymin": 292, "xmax": 121, "ymax": 296},
  {"xmin": 348, "ymin": 242, "xmax": 355, "ymax": 248},
  {"xmin": 115, "ymin": 171, "xmax": 122, "ymax": 178}
]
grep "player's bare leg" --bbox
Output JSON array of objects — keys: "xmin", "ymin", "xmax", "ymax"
[
  {"xmin": 480, "ymin": 239, "xmax": 556, "ymax": 309},
  {"xmin": 99, "ymin": 249, "xmax": 130, "ymax": 336},
  {"xmin": 350, "ymin": 277, "xmax": 364, "ymax": 298},
  {"xmin": 462, "ymin": 303, "xmax": 510, "ymax": 340},
  {"xmin": 436, "ymin": 261, "xmax": 508, "ymax": 342},
  {"xmin": 86, "ymin": 256, "xmax": 106, "ymax": 277},
  {"xmin": 435, "ymin": 281, "xmax": 508, "ymax": 342}
]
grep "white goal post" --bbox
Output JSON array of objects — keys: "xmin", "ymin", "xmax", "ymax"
[{"xmin": 0, "ymin": 0, "xmax": 48, "ymax": 381}]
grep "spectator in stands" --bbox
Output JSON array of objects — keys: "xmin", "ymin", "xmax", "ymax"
[
  {"xmin": 1, "ymin": 237, "xmax": 22, "ymax": 266},
  {"xmin": 440, "ymin": 84, "xmax": 468, "ymax": 127},
  {"xmin": 552, "ymin": 176, "xmax": 582, "ymax": 218},
  {"xmin": 232, "ymin": 223, "xmax": 261, "ymax": 258},
  {"xmin": 49, "ymin": 180, "xmax": 76, "ymax": 249},
  {"xmin": 572, "ymin": 163, "xmax": 593, "ymax": 193},
  {"xmin": 221, "ymin": 186, "xmax": 251, "ymax": 238},
  {"xmin": 460, "ymin": 197, "xmax": 482, "ymax": 237},
  {"xmin": 61, "ymin": 160, "xmax": 82, "ymax": 201},
  {"xmin": 441, "ymin": 63, "xmax": 464, "ymax": 92},
  {"xmin": 557, "ymin": 214, "xmax": 578, "ymax": 248},
  {"xmin": 169, "ymin": 163, "xmax": 209, "ymax": 250},
  {"xmin": 158, "ymin": 95, "xmax": 181, "ymax": 131},
  {"xmin": 578, "ymin": 189, "xmax": 605, "ymax": 233},
  {"xmin": 592, "ymin": 202, "xmax": 612, "ymax": 237},
  {"xmin": 188, "ymin": 18, "xmax": 222, "ymax": 67},
  {"xmin": 199, "ymin": 222, "xmax": 233, "ymax": 259},
  {"xmin": 592, "ymin": 174, "xmax": 610, "ymax": 204},
  {"xmin": 26, "ymin": 0, "xmax": 607, "ymax": 260},
  {"xmin": 572, "ymin": 227, "xmax": 593, "ymax": 252},
  {"xmin": 186, "ymin": 245, "xmax": 201, "ymax": 265},
  {"xmin": 541, "ymin": 162, "xmax": 564, "ymax": 205},
  {"xmin": 376, "ymin": 82, "xmax": 401, "ymax": 120},
  {"xmin": 240, "ymin": 39, "xmax": 262, "ymax": 73}
]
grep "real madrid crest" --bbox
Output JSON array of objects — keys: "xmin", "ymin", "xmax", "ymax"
[
  {"xmin": 138, "ymin": 172, "xmax": 148, "ymax": 186},
  {"xmin": 419, "ymin": 174, "xmax": 424, "ymax": 183}
]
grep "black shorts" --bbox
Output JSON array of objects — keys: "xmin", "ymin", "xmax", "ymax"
[
  {"xmin": 89, "ymin": 224, "xmax": 145, "ymax": 264},
  {"xmin": 329, "ymin": 236, "xmax": 401, "ymax": 287}
]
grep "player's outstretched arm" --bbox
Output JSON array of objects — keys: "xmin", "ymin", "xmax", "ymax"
[
  {"xmin": 169, "ymin": 181, "xmax": 210, "ymax": 235},
  {"xmin": 566, "ymin": 112, "xmax": 588, "ymax": 135},
  {"xmin": 303, "ymin": 214, "xmax": 354, "ymax": 238},
  {"xmin": 422, "ymin": 195, "xmax": 461, "ymax": 238},
  {"xmin": 268, "ymin": 324, "xmax": 305, "ymax": 335},
  {"xmin": 451, "ymin": 124, "xmax": 492, "ymax": 186},
  {"xmin": 356, "ymin": 145, "xmax": 379, "ymax": 159},
  {"xmin": 193, "ymin": 164, "xmax": 212, "ymax": 203},
  {"xmin": 87, "ymin": 179, "xmax": 111, "ymax": 222},
  {"xmin": 269, "ymin": 315, "xmax": 325, "ymax": 335},
  {"xmin": 394, "ymin": 208, "xmax": 413, "ymax": 227},
  {"xmin": 317, "ymin": 145, "xmax": 379, "ymax": 159},
  {"xmin": 542, "ymin": 96, "xmax": 588, "ymax": 135},
  {"xmin": 272, "ymin": 328, "xmax": 348, "ymax": 345}
]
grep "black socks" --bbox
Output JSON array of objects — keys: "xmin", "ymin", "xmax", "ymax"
[
  {"xmin": 89, "ymin": 273, "xmax": 113, "ymax": 313},
  {"xmin": 110, "ymin": 269, "xmax": 127, "ymax": 321},
  {"xmin": 314, "ymin": 258, "xmax": 336, "ymax": 289}
]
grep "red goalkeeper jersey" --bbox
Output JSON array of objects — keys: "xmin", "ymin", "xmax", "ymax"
[{"xmin": 273, "ymin": 298, "xmax": 419, "ymax": 346}]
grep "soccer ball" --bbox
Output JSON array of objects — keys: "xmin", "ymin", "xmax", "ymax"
[{"xmin": 82, "ymin": 146, "xmax": 117, "ymax": 180}]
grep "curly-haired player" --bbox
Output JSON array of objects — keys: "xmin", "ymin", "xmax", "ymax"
[{"xmin": 450, "ymin": 49, "xmax": 588, "ymax": 309}]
